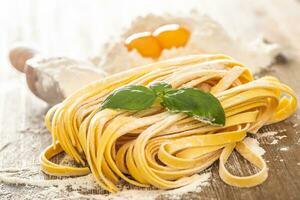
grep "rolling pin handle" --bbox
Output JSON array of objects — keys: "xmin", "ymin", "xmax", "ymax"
[{"xmin": 9, "ymin": 46, "xmax": 38, "ymax": 73}]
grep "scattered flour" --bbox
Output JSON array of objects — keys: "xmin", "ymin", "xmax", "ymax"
[
  {"xmin": 164, "ymin": 173, "xmax": 211, "ymax": 197},
  {"xmin": 276, "ymin": 135, "xmax": 287, "ymax": 140},
  {"xmin": 0, "ymin": 171, "xmax": 97, "ymax": 190},
  {"xmin": 257, "ymin": 131, "xmax": 278, "ymax": 138},
  {"xmin": 243, "ymin": 137, "xmax": 265, "ymax": 156},
  {"xmin": 257, "ymin": 131, "xmax": 287, "ymax": 145},
  {"xmin": 257, "ymin": 131, "xmax": 279, "ymax": 145},
  {"xmin": 0, "ymin": 167, "xmax": 211, "ymax": 200},
  {"xmin": 101, "ymin": 173, "xmax": 211, "ymax": 200},
  {"xmin": 279, "ymin": 147, "xmax": 289, "ymax": 152},
  {"xmin": 278, "ymin": 129, "xmax": 287, "ymax": 133},
  {"xmin": 269, "ymin": 139, "xmax": 279, "ymax": 145}
]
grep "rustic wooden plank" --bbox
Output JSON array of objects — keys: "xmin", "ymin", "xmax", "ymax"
[{"xmin": 1, "ymin": 0, "xmax": 300, "ymax": 199}]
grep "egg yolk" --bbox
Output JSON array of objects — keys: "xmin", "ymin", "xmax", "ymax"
[
  {"xmin": 153, "ymin": 24, "xmax": 190, "ymax": 49},
  {"xmin": 124, "ymin": 24, "xmax": 190, "ymax": 59},
  {"xmin": 125, "ymin": 32, "xmax": 162, "ymax": 59}
]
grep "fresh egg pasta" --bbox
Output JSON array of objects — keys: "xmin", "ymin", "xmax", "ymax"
[{"xmin": 41, "ymin": 54, "xmax": 297, "ymax": 192}]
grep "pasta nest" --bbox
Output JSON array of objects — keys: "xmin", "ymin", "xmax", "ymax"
[{"xmin": 41, "ymin": 54, "xmax": 297, "ymax": 192}]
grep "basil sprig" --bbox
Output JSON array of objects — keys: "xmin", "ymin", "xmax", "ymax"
[
  {"xmin": 102, "ymin": 85, "xmax": 156, "ymax": 110},
  {"xmin": 161, "ymin": 88, "xmax": 225, "ymax": 126},
  {"xmin": 149, "ymin": 81, "xmax": 172, "ymax": 97},
  {"xmin": 101, "ymin": 82, "xmax": 225, "ymax": 126}
]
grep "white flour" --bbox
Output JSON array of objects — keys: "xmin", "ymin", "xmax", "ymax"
[
  {"xmin": 243, "ymin": 137, "xmax": 266, "ymax": 156},
  {"xmin": 276, "ymin": 135, "xmax": 287, "ymax": 140},
  {"xmin": 0, "ymin": 170, "xmax": 97, "ymax": 190},
  {"xmin": 279, "ymin": 147, "xmax": 289, "ymax": 151},
  {"xmin": 257, "ymin": 131, "xmax": 278, "ymax": 138},
  {"xmin": 0, "ymin": 167, "xmax": 211, "ymax": 200},
  {"xmin": 98, "ymin": 11, "xmax": 280, "ymax": 74},
  {"xmin": 30, "ymin": 57, "xmax": 106, "ymax": 100},
  {"xmin": 102, "ymin": 173, "xmax": 211, "ymax": 200},
  {"xmin": 257, "ymin": 131, "xmax": 281, "ymax": 145},
  {"xmin": 269, "ymin": 140, "xmax": 279, "ymax": 145}
]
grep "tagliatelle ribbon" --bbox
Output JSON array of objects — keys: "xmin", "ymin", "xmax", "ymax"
[
  {"xmin": 40, "ymin": 143, "xmax": 90, "ymax": 176},
  {"xmin": 41, "ymin": 54, "xmax": 297, "ymax": 192}
]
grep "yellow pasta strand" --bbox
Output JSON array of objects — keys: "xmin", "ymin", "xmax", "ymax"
[{"xmin": 41, "ymin": 54, "xmax": 297, "ymax": 192}]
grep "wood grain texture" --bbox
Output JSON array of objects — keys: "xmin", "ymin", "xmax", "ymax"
[{"xmin": 0, "ymin": 0, "xmax": 300, "ymax": 199}]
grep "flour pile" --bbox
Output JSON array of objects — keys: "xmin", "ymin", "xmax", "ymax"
[{"xmin": 98, "ymin": 11, "xmax": 280, "ymax": 74}]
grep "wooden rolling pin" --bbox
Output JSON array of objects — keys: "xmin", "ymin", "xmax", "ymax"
[{"xmin": 9, "ymin": 46, "xmax": 106, "ymax": 105}]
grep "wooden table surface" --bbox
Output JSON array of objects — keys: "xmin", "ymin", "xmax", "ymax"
[{"xmin": 0, "ymin": 0, "xmax": 300, "ymax": 199}]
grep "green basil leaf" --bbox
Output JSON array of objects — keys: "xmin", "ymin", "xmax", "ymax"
[
  {"xmin": 162, "ymin": 88, "xmax": 225, "ymax": 126},
  {"xmin": 102, "ymin": 85, "xmax": 156, "ymax": 110},
  {"xmin": 149, "ymin": 81, "xmax": 172, "ymax": 97}
]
